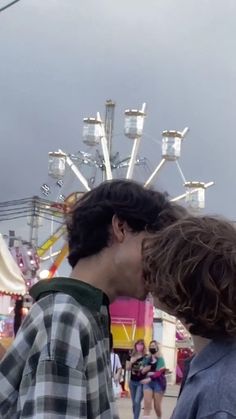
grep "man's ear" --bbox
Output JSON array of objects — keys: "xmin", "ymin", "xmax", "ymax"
[{"xmin": 111, "ymin": 215, "xmax": 127, "ymax": 243}]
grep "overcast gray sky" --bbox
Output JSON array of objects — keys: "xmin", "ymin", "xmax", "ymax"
[{"xmin": 0, "ymin": 0, "xmax": 236, "ymax": 224}]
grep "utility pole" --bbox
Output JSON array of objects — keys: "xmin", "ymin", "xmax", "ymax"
[{"xmin": 28, "ymin": 197, "xmax": 41, "ymax": 248}]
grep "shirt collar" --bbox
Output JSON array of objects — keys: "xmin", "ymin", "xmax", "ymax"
[
  {"xmin": 30, "ymin": 277, "xmax": 110, "ymax": 312},
  {"xmin": 187, "ymin": 338, "xmax": 236, "ymax": 379}
]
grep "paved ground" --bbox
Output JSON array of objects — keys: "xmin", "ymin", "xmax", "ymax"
[
  {"xmin": 116, "ymin": 385, "xmax": 178, "ymax": 418},
  {"xmin": 117, "ymin": 396, "xmax": 176, "ymax": 418}
]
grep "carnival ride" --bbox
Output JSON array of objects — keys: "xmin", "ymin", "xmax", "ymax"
[
  {"xmin": 37, "ymin": 101, "xmax": 214, "ymax": 278},
  {"xmin": 34, "ymin": 100, "xmax": 213, "ymax": 351},
  {"xmin": 0, "ymin": 233, "xmax": 26, "ymax": 347}
]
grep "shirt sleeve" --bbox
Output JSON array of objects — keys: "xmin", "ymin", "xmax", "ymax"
[
  {"xmin": 157, "ymin": 356, "xmax": 165, "ymax": 370},
  {"xmin": 202, "ymin": 413, "xmax": 236, "ymax": 419},
  {"xmin": 20, "ymin": 359, "xmax": 87, "ymax": 419},
  {"xmin": 115, "ymin": 354, "xmax": 122, "ymax": 370},
  {"xmin": 116, "ymin": 354, "xmax": 122, "ymax": 370},
  {"xmin": 110, "ymin": 354, "xmax": 114, "ymax": 373}
]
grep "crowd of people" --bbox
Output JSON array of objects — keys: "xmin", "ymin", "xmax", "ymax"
[{"xmin": 0, "ymin": 179, "xmax": 236, "ymax": 418}]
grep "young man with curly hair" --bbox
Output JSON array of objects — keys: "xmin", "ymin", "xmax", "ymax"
[
  {"xmin": 0, "ymin": 179, "xmax": 184, "ymax": 419},
  {"xmin": 143, "ymin": 216, "xmax": 236, "ymax": 419}
]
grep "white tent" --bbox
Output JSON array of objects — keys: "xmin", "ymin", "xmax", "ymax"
[{"xmin": 0, "ymin": 233, "xmax": 26, "ymax": 297}]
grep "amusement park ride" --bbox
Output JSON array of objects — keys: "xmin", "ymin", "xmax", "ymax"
[
  {"xmin": 37, "ymin": 100, "xmax": 214, "ymax": 279},
  {"xmin": 0, "ymin": 100, "xmax": 214, "ymax": 378},
  {"xmin": 36, "ymin": 100, "xmax": 213, "ymax": 359}
]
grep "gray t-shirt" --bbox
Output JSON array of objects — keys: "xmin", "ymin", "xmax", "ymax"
[{"xmin": 172, "ymin": 339, "xmax": 236, "ymax": 419}]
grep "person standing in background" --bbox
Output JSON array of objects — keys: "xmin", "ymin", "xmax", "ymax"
[
  {"xmin": 110, "ymin": 334, "xmax": 122, "ymax": 398},
  {"xmin": 141, "ymin": 340, "xmax": 166, "ymax": 419},
  {"xmin": 127, "ymin": 339, "xmax": 147, "ymax": 419}
]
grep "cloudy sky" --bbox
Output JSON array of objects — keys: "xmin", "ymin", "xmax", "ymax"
[{"xmin": 0, "ymin": 0, "xmax": 235, "ymax": 228}]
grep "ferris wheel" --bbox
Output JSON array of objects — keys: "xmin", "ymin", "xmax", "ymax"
[{"xmin": 38, "ymin": 101, "xmax": 214, "ymax": 278}]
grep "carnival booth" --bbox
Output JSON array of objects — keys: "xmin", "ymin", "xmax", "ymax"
[
  {"xmin": 0, "ymin": 234, "xmax": 26, "ymax": 348},
  {"xmin": 176, "ymin": 322, "xmax": 194, "ymax": 384}
]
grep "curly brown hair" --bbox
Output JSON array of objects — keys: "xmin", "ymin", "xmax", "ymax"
[
  {"xmin": 66, "ymin": 179, "xmax": 187, "ymax": 267},
  {"xmin": 143, "ymin": 216, "xmax": 236, "ymax": 339}
]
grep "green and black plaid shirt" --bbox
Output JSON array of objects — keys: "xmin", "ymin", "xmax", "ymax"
[{"xmin": 0, "ymin": 278, "xmax": 119, "ymax": 419}]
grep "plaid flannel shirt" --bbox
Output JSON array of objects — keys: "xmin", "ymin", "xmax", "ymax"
[{"xmin": 0, "ymin": 278, "xmax": 119, "ymax": 419}]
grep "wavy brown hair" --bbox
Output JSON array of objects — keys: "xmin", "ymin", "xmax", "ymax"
[
  {"xmin": 66, "ymin": 179, "xmax": 187, "ymax": 267},
  {"xmin": 143, "ymin": 216, "xmax": 236, "ymax": 339}
]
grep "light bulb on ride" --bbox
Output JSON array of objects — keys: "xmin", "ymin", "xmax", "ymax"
[{"xmin": 39, "ymin": 269, "xmax": 50, "ymax": 280}]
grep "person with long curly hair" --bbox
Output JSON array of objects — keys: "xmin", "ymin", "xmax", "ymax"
[{"xmin": 143, "ymin": 216, "xmax": 236, "ymax": 419}]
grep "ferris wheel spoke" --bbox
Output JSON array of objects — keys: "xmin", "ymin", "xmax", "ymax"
[
  {"xmin": 126, "ymin": 137, "xmax": 141, "ymax": 180},
  {"xmin": 144, "ymin": 158, "xmax": 166, "ymax": 188}
]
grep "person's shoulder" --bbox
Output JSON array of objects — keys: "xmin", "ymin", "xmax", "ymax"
[
  {"xmin": 201, "ymin": 413, "xmax": 236, "ymax": 419},
  {"xmin": 186, "ymin": 371, "xmax": 236, "ymax": 417},
  {"xmin": 24, "ymin": 293, "xmax": 93, "ymax": 356},
  {"xmin": 36, "ymin": 292, "xmax": 93, "ymax": 327}
]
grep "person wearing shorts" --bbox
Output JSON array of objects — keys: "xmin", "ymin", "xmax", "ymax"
[{"xmin": 141, "ymin": 340, "xmax": 166, "ymax": 419}]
